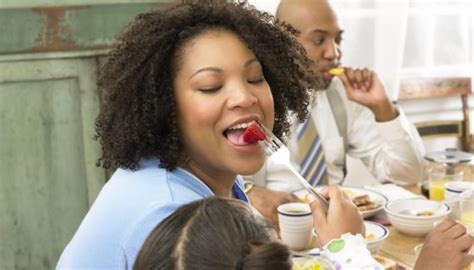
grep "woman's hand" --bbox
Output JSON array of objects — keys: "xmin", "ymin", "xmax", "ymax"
[
  {"xmin": 310, "ymin": 185, "xmax": 365, "ymax": 245},
  {"xmin": 414, "ymin": 219, "xmax": 473, "ymax": 270},
  {"xmin": 247, "ymin": 185, "xmax": 301, "ymax": 231}
]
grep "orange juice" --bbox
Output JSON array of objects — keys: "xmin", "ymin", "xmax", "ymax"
[{"xmin": 429, "ymin": 180, "xmax": 446, "ymax": 201}]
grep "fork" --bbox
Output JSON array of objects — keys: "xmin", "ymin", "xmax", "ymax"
[{"xmin": 257, "ymin": 122, "xmax": 329, "ymax": 213}]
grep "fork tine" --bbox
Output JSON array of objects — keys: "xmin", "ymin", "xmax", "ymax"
[{"xmin": 256, "ymin": 121, "xmax": 284, "ymax": 148}]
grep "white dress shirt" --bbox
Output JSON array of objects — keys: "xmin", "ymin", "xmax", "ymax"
[{"xmin": 249, "ymin": 79, "xmax": 426, "ymax": 192}]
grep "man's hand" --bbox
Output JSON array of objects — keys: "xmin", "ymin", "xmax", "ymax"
[
  {"xmin": 414, "ymin": 219, "xmax": 473, "ymax": 270},
  {"xmin": 338, "ymin": 68, "xmax": 398, "ymax": 122},
  {"xmin": 247, "ymin": 185, "xmax": 301, "ymax": 231},
  {"xmin": 310, "ymin": 185, "xmax": 365, "ymax": 245}
]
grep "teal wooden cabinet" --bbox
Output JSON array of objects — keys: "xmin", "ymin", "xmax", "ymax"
[
  {"xmin": 0, "ymin": 57, "xmax": 106, "ymax": 270},
  {"xmin": 0, "ymin": 1, "xmax": 177, "ymax": 269}
]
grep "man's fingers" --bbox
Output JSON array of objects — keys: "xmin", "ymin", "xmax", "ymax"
[
  {"xmin": 447, "ymin": 223, "xmax": 467, "ymax": 239},
  {"xmin": 435, "ymin": 219, "xmax": 458, "ymax": 232},
  {"xmin": 457, "ymin": 234, "xmax": 474, "ymax": 252},
  {"xmin": 362, "ymin": 69, "xmax": 372, "ymax": 88},
  {"xmin": 338, "ymin": 72, "xmax": 352, "ymax": 92},
  {"xmin": 354, "ymin": 69, "xmax": 364, "ymax": 86},
  {"xmin": 343, "ymin": 68, "xmax": 358, "ymax": 88}
]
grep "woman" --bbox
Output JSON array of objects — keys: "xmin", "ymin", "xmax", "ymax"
[
  {"xmin": 57, "ymin": 1, "xmax": 322, "ymax": 269},
  {"xmin": 133, "ymin": 197, "xmax": 292, "ymax": 270}
]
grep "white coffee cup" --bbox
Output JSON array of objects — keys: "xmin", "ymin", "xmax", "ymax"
[{"xmin": 277, "ymin": 202, "xmax": 313, "ymax": 250}]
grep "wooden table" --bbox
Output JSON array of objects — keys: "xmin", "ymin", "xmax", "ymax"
[{"xmin": 377, "ymin": 226, "xmax": 424, "ymax": 269}]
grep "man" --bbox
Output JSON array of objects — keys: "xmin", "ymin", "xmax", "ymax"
[{"xmin": 246, "ymin": 0, "xmax": 425, "ymax": 227}]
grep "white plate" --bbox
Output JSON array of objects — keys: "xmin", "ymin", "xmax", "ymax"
[
  {"xmin": 364, "ymin": 221, "xmax": 389, "ymax": 253},
  {"xmin": 294, "ymin": 186, "xmax": 388, "ymax": 219},
  {"xmin": 292, "ymin": 256, "xmax": 335, "ymax": 270}
]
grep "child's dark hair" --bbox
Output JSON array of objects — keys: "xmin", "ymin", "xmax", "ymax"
[
  {"xmin": 133, "ymin": 197, "xmax": 292, "ymax": 270},
  {"xmin": 95, "ymin": 0, "xmax": 319, "ymax": 171}
]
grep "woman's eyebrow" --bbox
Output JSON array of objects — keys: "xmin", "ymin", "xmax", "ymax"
[
  {"xmin": 189, "ymin": 58, "xmax": 260, "ymax": 80},
  {"xmin": 190, "ymin": 67, "xmax": 222, "ymax": 79},
  {"xmin": 244, "ymin": 58, "xmax": 259, "ymax": 67}
]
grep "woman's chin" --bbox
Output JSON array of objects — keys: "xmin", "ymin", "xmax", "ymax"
[{"xmin": 234, "ymin": 160, "xmax": 265, "ymax": 176}]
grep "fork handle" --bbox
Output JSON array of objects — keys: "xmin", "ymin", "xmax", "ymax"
[{"xmin": 285, "ymin": 164, "xmax": 329, "ymax": 213}]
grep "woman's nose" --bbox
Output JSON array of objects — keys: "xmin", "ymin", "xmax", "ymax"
[{"xmin": 226, "ymin": 84, "xmax": 258, "ymax": 109}]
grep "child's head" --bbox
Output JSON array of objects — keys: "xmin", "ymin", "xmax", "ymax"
[
  {"xmin": 133, "ymin": 197, "xmax": 291, "ymax": 270},
  {"xmin": 95, "ymin": 0, "xmax": 318, "ymax": 174}
]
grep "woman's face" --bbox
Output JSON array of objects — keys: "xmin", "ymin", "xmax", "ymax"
[{"xmin": 173, "ymin": 29, "xmax": 274, "ymax": 182}]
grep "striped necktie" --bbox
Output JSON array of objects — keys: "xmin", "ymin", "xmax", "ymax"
[{"xmin": 296, "ymin": 117, "xmax": 328, "ymax": 186}]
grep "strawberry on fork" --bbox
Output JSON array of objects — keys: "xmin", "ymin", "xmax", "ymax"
[{"xmin": 243, "ymin": 122, "xmax": 267, "ymax": 144}]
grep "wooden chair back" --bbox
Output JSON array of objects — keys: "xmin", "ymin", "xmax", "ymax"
[{"xmin": 398, "ymin": 77, "xmax": 472, "ymax": 152}]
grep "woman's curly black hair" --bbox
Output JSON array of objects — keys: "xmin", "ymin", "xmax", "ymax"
[{"xmin": 95, "ymin": 0, "xmax": 321, "ymax": 171}]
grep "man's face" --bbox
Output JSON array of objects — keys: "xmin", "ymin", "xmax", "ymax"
[{"xmin": 280, "ymin": 0, "xmax": 344, "ymax": 89}]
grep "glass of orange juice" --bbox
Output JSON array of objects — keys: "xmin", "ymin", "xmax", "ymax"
[{"xmin": 429, "ymin": 171, "xmax": 463, "ymax": 201}]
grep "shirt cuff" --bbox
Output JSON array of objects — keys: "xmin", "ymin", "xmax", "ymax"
[{"xmin": 375, "ymin": 106, "xmax": 411, "ymax": 140}]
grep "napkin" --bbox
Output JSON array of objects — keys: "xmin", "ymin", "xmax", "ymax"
[
  {"xmin": 363, "ymin": 184, "xmax": 425, "ymax": 202},
  {"xmin": 321, "ymin": 233, "xmax": 384, "ymax": 270}
]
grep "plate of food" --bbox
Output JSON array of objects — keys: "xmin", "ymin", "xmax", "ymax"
[
  {"xmin": 364, "ymin": 221, "xmax": 389, "ymax": 253},
  {"xmin": 292, "ymin": 256, "xmax": 335, "ymax": 270},
  {"xmin": 295, "ymin": 186, "xmax": 388, "ymax": 219}
]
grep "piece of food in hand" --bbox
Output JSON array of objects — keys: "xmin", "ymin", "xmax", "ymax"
[
  {"xmin": 328, "ymin": 67, "xmax": 344, "ymax": 75},
  {"xmin": 243, "ymin": 122, "xmax": 266, "ymax": 144}
]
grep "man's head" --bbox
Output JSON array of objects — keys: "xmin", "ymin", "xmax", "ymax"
[{"xmin": 276, "ymin": 0, "xmax": 343, "ymax": 89}]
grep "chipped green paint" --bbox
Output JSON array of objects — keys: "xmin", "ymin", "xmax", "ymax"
[
  {"xmin": 67, "ymin": 4, "xmax": 164, "ymax": 47},
  {"xmin": 0, "ymin": 8, "xmax": 44, "ymax": 53},
  {"xmin": 0, "ymin": 3, "xmax": 174, "ymax": 54}
]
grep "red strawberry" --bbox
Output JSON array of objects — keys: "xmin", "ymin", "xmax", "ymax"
[{"xmin": 243, "ymin": 123, "xmax": 266, "ymax": 143}]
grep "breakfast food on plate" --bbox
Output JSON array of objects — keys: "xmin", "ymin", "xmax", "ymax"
[
  {"xmin": 352, "ymin": 194, "xmax": 370, "ymax": 206},
  {"xmin": 347, "ymin": 192, "xmax": 380, "ymax": 212},
  {"xmin": 242, "ymin": 122, "xmax": 266, "ymax": 144},
  {"xmin": 327, "ymin": 67, "xmax": 344, "ymax": 75},
  {"xmin": 292, "ymin": 257, "xmax": 333, "ymax": 270},
  {"xmin": 298, "ymin": 188, "xmax": 381, "ymax": 214},
  {"xmin": 365, "ymin": 233, "xmax": 375, "ymax": 241}
]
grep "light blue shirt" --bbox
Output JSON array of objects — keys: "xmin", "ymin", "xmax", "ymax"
[{"xmin": 56, "ymin": 159, "xmax": 247, "ymax": 269}]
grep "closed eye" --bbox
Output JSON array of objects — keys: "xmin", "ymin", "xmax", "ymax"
[
  {"xmin": 198, "ymin": 86, "xmax": 221, "ymax": 93},
  {"xmin": 248, "ymin": 78, "xmax": 264, "ymax": 84}
]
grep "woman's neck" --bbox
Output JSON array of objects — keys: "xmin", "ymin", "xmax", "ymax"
[{"xmin": 181, "ymin": 160, "xmax": 236, "ymax": 198}]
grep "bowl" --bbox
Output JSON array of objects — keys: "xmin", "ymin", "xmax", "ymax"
[
  {"xmin": 364, "ymin": 221, "xmax": 389, "ymax": 253},
  {"xmin": 384, "ymin": 198, "xmax": 451, "ymax": 236}
]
